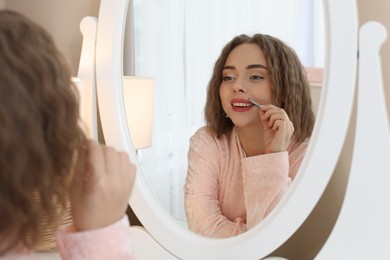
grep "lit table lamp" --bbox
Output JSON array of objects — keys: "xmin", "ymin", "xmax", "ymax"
[{"xmin": 123, "ymin": 76, "xmax": 154, "ymax": 149}]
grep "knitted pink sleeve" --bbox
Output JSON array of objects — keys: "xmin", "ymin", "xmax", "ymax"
[
  {"xmin": 56, "ymin": 215, "xmax": 136, "ymax": 260},
  {"xmin": 241, "ymin": 152, "xmax": 291, "ymax": 229},
  {"xmin": 242, "ymin": 138, "xmax": 310, "ymax": 229}
]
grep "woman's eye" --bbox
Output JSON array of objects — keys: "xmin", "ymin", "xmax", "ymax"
[
  {"xmin": 222, "ymin": 76, "xmax": 234, "ymax": 81},
  {"xmin": 250, "ymin": 75, "xmax": 264, "ymax": 80}
]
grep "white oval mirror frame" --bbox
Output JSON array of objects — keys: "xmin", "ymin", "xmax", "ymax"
[{"xmin": 95, "ymin": 0, "xmax": 357, "ymax": 258}]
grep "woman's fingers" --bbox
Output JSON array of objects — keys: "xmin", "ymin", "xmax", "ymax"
[
  {"xmin": 272, "ymin": 119, "xmax": 283, "ymax": 131},
  {"xmin": 70, "ymin": 139, "xmax": 137, "ymax": 231},
  {"xmin": 268, "ymin": 112, "xmax": 287, "ymax": 128},
  {"xmin": 260, "ymin": 105, "xmax": 290, "ymax": 128},
  {"xmin": 118, "ymin": 151, "xmax": 137, "ymax": 192},
  {"xmin": 258, "ymin": 104, "xmax": 294, "ymax": 153},
  {"xmin": 72, "ymin": 142, "xmax": 87, "ymax": 192},
  {"xmin": 103, "ymin": 145, "xmax": 120, "ymax": 175},
  {"xmin": 271, "ymin": 119, "xmax": 294, "ymax": 132},
  {"xmin": 85, "ymin": 140, "xmax": 105, "ymax": 181}
]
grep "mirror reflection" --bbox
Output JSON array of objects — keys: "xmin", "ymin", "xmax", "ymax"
[
  {"xmin": 131, "ymin": 0, "xmax": 325, "ymax": 235},
  {"xmin": 184, "ymin": 33, "xmax": 315, "ymax": 237}
]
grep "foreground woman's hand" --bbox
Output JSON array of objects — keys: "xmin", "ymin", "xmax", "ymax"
[
  {"xmin": 258, "ymin": 104, "xmax": 294, "ymax": 154},
  {"xmin": 70, "ymin": 140, "xmax": 136, "ymax": 231}
]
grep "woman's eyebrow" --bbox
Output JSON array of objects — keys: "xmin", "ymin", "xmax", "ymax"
[
  {"xmin": 223, "ymin": 65, "xmax": 235, "ymax": 70},
  {"xmin": 223, "ymin": 64, "xmax": 268, "ymax": 71},
  {"xmin": 247, "ymin": 64, "xmax": 268, "ymax": 70},
  {"xmin": 222, "ymin": 64, "xmax": 268, "ymax": 70}
]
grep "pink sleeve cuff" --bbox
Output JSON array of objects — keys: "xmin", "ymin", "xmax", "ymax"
[
  {"xmin": 241, "ymin": 152, "xmax": 291, "ymax": 228},
  {"xmin": 56, "ymin": 215, "xmax": 136, "ymax": 260},
  {"xmin": 241, "ymin": 151, "xmax": 289, "ymax": 176}
]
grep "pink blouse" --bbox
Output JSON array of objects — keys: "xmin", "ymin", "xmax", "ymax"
[{"xmin": 184, "ymin": 126, "xmax": 309, "ymax": 238}]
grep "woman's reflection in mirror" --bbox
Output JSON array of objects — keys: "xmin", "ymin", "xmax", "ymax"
[{"xmin": 184, "ymin": 33, "xmax": 315, "ymax": 238}]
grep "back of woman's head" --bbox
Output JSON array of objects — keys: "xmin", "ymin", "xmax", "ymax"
[{"xmin": 0, "ymin": 10, "xmax": 85, "ymax": 254}]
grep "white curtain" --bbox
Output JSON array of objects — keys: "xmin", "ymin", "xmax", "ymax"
[{"xmin": 131, "ymin": 0, "xmax": 324, "ymax": 221}]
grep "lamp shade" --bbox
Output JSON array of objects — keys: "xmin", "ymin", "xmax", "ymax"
[{"xmin": 123, "ymin": 76, "xmax": 154, "ymax": 149}]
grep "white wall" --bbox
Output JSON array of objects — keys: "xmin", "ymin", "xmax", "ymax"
[{"xmin": 5, "ymin": 0, "xmax": 100, "ymax": 76}]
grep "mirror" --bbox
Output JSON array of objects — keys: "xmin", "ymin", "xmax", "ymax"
[
  {"xmin": 94, "ymin": 0, "xmax": 357, "ymax": 258},
  {"xmin": 130, "ymin": 0, "xmax": 325, "ymax": 230}
]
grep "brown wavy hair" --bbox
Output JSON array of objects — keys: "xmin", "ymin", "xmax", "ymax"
[
  {"xmin": 0, "ymin": 10, "xmax": 86, "ymax": 254},
  {"xmin": 205, "ymin": 34, "xmax": 315, "ymax": 142}
]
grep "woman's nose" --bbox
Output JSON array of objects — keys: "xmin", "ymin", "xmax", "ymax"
[{"xmin": 232, "ymin": 79, "xmax": 246, "ymax": 93}]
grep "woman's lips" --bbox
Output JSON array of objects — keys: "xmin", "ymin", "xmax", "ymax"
[{"xmin": 231, "ymin": 98, "xmax": 254, "ymax": 112}]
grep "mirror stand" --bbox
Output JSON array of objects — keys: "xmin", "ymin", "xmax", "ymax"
[{"xmin": 316, "ymin": 21, "xmax": 390, "ymax": 259}]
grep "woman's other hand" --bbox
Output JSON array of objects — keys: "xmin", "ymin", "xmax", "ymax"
[{"xmin": 70, "ymin": 140, "xmax": 136, "ymax": 231}]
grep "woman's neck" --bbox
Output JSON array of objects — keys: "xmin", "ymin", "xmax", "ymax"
[{"xmin": 237, "ymin": 124, "xmax": 265, "ymax": 157}]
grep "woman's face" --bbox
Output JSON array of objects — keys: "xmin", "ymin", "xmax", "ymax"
[{"xmin": 219, "ymin": 43, "xmax": 273, "ymax": 128}]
